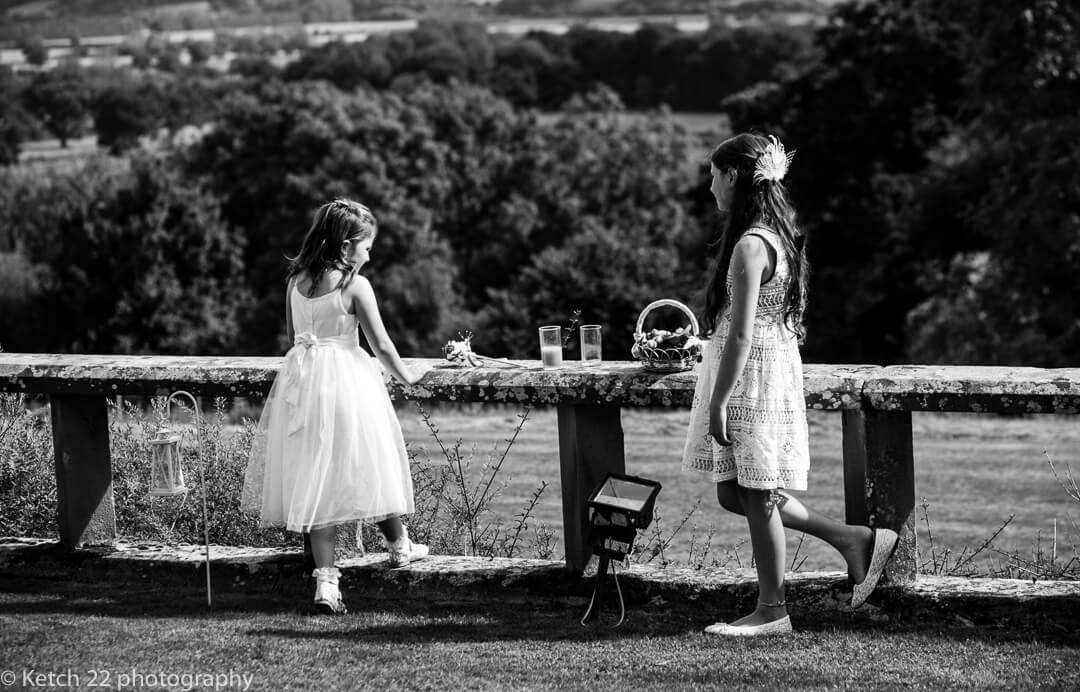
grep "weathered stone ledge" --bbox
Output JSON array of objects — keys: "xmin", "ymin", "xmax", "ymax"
[
  {"xmin": 865, "ymin": 365, "xmax": 1080, "ymax": 414},
  {"xmin": 4, "ymin": 353, "xmax": 1080, "ymax": 412},
  {"xmin": 3, "ymin": 538, "xmax": 1078, "ymax": 629}
]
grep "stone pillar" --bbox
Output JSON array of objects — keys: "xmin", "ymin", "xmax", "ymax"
[
  {"xmin": 50, "ymin": 394, "xmax": 117, "ymax": 550},
  {"xmin": 842, "ymin": 408, "xmax": 917, "ymax": 583},
  {"xmin": 557, "ymin": 403, "xmax": 625, "ymax": 573}
]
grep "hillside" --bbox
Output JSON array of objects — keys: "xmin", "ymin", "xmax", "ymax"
[
  {"xmin": 2, "ymin": 0, "xmax": 844, "ymax": 21},
  {"xmin": 0, "ymin": 0, "xmax": 841, "ymax": 43}
]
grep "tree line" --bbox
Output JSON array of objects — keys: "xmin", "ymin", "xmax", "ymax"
[
  {"xmin": 0, "ymin": 18, "xmax": 811, "ymax": 160},
  {"xmin": 1, "ymin": 1, "xmax": 1076, "ymax": 366}
]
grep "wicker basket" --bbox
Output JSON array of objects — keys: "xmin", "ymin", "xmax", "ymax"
[{"xmin": 631, "ymin": 299, "xmax": 703, "ymax": 373}]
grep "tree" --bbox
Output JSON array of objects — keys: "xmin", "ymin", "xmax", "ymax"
[
  {"xmin": 180, "ymin": 80, "xmax": 468, "ymax": 354},
  {"xmin": 746, "ymin": 0, "xmax": 968, "ymax": 364},
  {"xmin": 490, "ymin": 37, "xmax": 554, "ymax": 106},
  {"xmin": 178, "ymin": 78, "xmax": 705, "ymax": 357},
  {"xmin": 454, "ymin": 94, "xmax": 705, "ymax": 356},
  {"xmin": 91, "ymin": 78, "xmax": 163, "ymax": 154},
  {"xmin": 400, "ymin": 21, "xmax": 495, "ymax": 84},
  {"xmin": 10, "ymin": 153, "xmax": 252, "ymax": 355},
  {"xmin": 158, "ymin": 75, "xmax": 228, "ymax": 131},
  {"xmin": 0, "ymin": 251, "xmax": 43, "ymax": 341},
  {"xmin": 186, "ymin": 41, "xmax": 212, "ymax": 65},
  {"xmin": 479, "ymin": 216, "xmax": 690, "ymax": 360},
  {"xmin": 283, "ymin": 40, "xmax": 391, "ymax": 90},
  {"xmin": 16, "ymin": 36, "xmax": 47, "ymax": 66},
  {"xmin": 230, "ymin": 55, "xmax": 283, "ymax": 80},
  {"xmin": 906, "ymin": 0, "xmax": 1080, "ymax": 365},
  {"xmin": 23, "ymin": 67, "xmax": 91, "ymax": 148},
  {"xmin": 0, "ymin": 75, "xmax": 36, "ymax": 165}
]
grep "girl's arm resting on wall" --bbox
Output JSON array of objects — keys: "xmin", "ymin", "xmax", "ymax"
[
  {"xmin": 709, "ymin": 237, "xmax": 768, "ymax": 440},
  {"xmin": 350, "ymin": 276, "xmax": 424, "ymax": 385}
]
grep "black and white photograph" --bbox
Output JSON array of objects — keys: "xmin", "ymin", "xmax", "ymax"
[{"xmin": 1, "ymin": 0, "xmax": 1078, "ymax": 689}]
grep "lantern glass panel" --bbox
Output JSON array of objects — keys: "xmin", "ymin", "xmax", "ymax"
[{"xmin": 149, "ymin": 434, "xmax": 187, "ymax": 496}]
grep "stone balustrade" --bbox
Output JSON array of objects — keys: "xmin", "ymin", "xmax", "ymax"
[{"xmin": 3, "ymin": 353, "xmax": 1079, "ymax": 580}]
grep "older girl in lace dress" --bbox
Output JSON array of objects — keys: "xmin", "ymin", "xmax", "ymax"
[{"xmin": 682, "ymin": 133, "xmax": 898, "ymax": 636}]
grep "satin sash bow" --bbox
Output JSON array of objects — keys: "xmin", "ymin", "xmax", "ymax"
[{"xmin": 282, "ymin": 332, "xmax": 356, "ymax": 435}]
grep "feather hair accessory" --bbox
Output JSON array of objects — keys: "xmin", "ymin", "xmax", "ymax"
[{"xmin": 753, "ymin": 135, "xmax": 795, "ymax": 184}]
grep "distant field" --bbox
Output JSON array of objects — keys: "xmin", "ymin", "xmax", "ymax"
[
  {"xmin": 400, "ymin": 404, "xmax": 1080, "ymax": 574},
  {"xmin": 538, "ymin": 110, "xmax": 730, "ymax": 137},
  {"xmin": 574, "ymin": 0, "xmax": 625, "ymax": 12},
  {"xmin": 17, "ymin": 134, "xmax": 99, "ymax": 162},
  {"xmin": 1, "ymin": 0, "xmax": 54, "ymax": 16},
  {"xmin": 15, "ymin": 112, "xmax": 729, "ymax": 165}
]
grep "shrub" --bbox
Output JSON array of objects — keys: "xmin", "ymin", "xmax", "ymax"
[
  {"xmin": 0, "ymin": 395, "xmax": 56, "ymax": 537},
  {"xmin": 0, "ymin": 395, "xmax": 555, "ymax": 560}
]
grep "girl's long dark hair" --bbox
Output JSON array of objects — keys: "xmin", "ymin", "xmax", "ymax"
[
  {"xmin": 287, "ymin": 199, "xmax": 377, "ymax": 295},
  {"xmin": 701, "ymin": 133, "xmax": 809, "ymax": 341}
]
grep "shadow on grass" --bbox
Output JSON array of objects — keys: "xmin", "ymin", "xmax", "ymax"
[{"xmin": 3, "ymin": 575, "xmax": 1078, "ymax": 649}]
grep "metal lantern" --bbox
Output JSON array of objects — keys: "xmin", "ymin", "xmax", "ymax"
[
  {"xmin": 581, "ymin": 472, "xmax": 662, "ymax": 627},
  {"xmin": 149, "ymin": 426, "xmax": 188, "ymax": 497},
  {"xmin": 147, "ymin": 390, "xmax": 213, "ymax": 607}
]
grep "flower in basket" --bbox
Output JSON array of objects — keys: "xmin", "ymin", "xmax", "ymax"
[{"xmin": 631, "ymin": 326, "xmax": 703, "ymax": 359}]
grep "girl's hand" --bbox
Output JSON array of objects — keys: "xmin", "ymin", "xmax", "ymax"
[
  {"xmin": 709, "ymin": 402, "xmax": 733, "ymax": 446},
  {"xmin": 405, "ymin": 363, "xmax": 430, "ymax": 386}
]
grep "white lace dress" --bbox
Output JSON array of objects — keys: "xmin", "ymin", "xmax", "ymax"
[
  {"xmin": 240, "ymin": 281, "xmax": 415, "ymax": 532},
  {"xmin": 681, "ymin": 227, "xmax": 810, "ymax": 490}
]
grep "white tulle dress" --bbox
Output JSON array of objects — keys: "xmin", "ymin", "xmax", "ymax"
[{"xmin": 241, "ymin": 280, "xmax": 414, "ymax": 532}]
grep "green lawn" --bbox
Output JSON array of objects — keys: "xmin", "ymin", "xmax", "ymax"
[{"xmin": 1, "ymin": 576, "xmax": 1077, "ymax": 691}]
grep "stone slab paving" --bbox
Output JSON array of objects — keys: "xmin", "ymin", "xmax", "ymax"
[{"xmin": 3, "ymin": 537, "xmax": 1078, "ymax": 629}]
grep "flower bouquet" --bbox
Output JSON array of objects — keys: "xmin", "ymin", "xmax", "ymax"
[{"xmin": 443, "ymin": 331, "xmax": 517, "ymax": 368}]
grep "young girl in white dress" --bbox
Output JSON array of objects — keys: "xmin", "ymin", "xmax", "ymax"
[
  {"xmin": 682, "ymin": 133, "xmax": 898, "ymax": 636},
  {"xmin": 242, "ymin": 199, "xmax": 428, "ymax": 614}
]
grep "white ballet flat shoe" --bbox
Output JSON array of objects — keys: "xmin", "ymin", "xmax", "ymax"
[
  {"xmin": 704, "ymin": 615, "xmax": 792, "ymax": 637},
  {"xmin": 851, "ymin": 527, "xmax": 899, "ymax": 609}
]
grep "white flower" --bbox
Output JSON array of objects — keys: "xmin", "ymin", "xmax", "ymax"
[{"xmin": 753, "ymin": 135, "xmax": 795, "ymax": 184}]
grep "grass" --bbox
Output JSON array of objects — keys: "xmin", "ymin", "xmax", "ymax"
[
  {"xmin": 399, "ymin": 404, "xmax": 1080, "ymax": 576},
  {"xmin": 3, "ymin": 398, "xmax": 1079, "ymax": 689},
  {"xmin": 3, "ymin": 394, "xmax": 1079, "ymax": 577},
  {"xmin": 1, "ymin": 575, "xmax": 1078, "ymax": 691}
]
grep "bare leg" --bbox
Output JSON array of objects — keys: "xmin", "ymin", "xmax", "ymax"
[
  {"xmin": 309, "ymin": 517, "xmax": 404, "ymax": 564},
  {"xmin": 716, "ymin": 481, "xmax": 874, "ymax": 583},
  {"xmin": 729, "ymin": 487, "xmax": 788, "ymax": 627},
  {"xmin": 377, "ymin": 516, "xmax": 403, "ymax": 543},
  {"xmin": 308, "ymin": 526, "xmax": 336, "ymax": 569}
]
